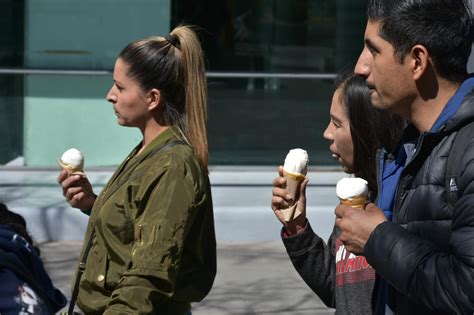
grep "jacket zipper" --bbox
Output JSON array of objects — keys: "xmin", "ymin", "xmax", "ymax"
[
  {"xmin": 392, "ymin": 133, "xmax": 426, "ymax": 216},
  {"xmin": 375, "ymin": 148, "xmax": 386, "ymax": 205}
]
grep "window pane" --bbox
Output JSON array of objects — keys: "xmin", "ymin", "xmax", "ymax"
[
  {"xmin": 0, "ymin": 0, "xmax": 23, "ymax": 164},
  {"xmin": 173, "ymin": 0, "xmax": 367, "ymax": 73},
  {"xmin": 25, "ymin": 0, "xmax": 170, "ymax": 69},
  {"xmin": 0, "ymin": 0, "xmax": 372, "ymax": 167},
  {"xmin": 208, "ymin": 77, "xmax": 336, "ymax": 166}
]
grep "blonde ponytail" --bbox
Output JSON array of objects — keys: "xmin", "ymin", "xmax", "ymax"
[{"xmin": 171, "ymin": 26, "xmax": 208, "ymax": 168}]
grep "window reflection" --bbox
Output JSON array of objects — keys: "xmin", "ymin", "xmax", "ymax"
[{"xmin": 0, "ymin": 0, "xmax": 370, "ymax": 166}]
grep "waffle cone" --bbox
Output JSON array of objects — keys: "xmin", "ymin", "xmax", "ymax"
[
  {"xmin": 339, "ymin": 194, "xmax": 367, "ymax": 209},
  {"xmin": 57, "ymin": 159, "xmax": 84, "ymax": 176},
  {"xmin": 283, "ymin": 170, "xmax": 306, "ymax": 181},
  {"xmin": 281, "ymin": 170, "xmax": 305, "ymax": 222}
]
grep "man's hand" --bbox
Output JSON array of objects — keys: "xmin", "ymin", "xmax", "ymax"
[
  {"xmin": 58, "ymin": 170, "xmax": 96, "ymax": 212},
  {"xmin": 335, "ymin": 203, "xmax": 387, "ymax": 254},
  {"xmin": 271, "ymin": 166, "xmax": 309, "ymax": 236}
]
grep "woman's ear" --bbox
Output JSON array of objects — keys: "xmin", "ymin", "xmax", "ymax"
[
  {"xmin": 147, "ymin": 88, "xmax": 161, "ymax": 111},
  {"xmin": 409, "ymin": 45, "xmax": 430, "ymax": 81}
]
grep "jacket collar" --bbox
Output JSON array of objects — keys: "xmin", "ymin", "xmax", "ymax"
[{"xmin": 437, "ymin": 75, "xmax": 474, "ymax": 133}]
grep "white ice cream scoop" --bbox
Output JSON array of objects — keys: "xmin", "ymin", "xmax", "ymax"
[
  {"xmin": 336, "ymin": 177, "xmax": 368, "ymax": 208},
  {"xmin": 58, "ymin": 148, "xmax": 84, "ymax": 174},
  {"xmin": 283, "ymin": 148, "xmax": 309, "ymax": 177}
]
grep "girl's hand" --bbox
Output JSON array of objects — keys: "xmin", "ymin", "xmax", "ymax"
[{"xmin": 271, "ymin": 166, "xmax": 308, "ymax": 235}]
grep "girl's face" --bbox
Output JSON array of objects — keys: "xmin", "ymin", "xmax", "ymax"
[
  {"xmin": 323, "ymin": 88, "xmax": 354, "ymax": 173},
  {"xmin": 106, "ymin": 58, "xmax": 151, "ymax": 129}
]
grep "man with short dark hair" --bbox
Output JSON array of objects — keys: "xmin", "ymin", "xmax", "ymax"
[{"xmin": 335, "ymin": 0, "xmax": 474, "ymax": 313}]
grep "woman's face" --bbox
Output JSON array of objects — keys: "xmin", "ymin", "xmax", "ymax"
[
  {"xmin": 106, "ymin": 58, "xmax": 151, "ymax": 129},
  {"xmin": 323, "ymin": 88, "xmax": 354, "ymax": 173}
]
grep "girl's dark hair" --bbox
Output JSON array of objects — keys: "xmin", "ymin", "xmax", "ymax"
[
  {"xmin": 0, "ymin": 202, "xmax": 40, "ymax": 256},
  {"xmin": 118, "ymin": 25, "xmax": 209, "ymax": 168},
  {"xmin": 335, "ymin": 70, "xmax": 406, "ymax": 194}
]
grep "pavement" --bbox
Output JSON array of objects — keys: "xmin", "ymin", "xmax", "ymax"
[{"xmin": 40, "ymin": 240, "xmax": 334, "ymax": 315}]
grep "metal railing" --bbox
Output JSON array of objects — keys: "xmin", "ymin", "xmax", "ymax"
[{"xmin": 0, "ymin": 68, "xmax": 337, "ymax": 79}]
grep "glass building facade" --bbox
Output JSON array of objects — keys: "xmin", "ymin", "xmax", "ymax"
[
  {"xmin": 0, "ymin": 0, "xmax": 373, "ymax": 167},
  {"xmin": 2, "ymin": 0, "xmax": 474, "ymax": 245}
]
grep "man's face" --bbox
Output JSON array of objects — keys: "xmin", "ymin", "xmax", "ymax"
[{"xmin": 355, "ymin": 20, "xmax": 415, "ymax": 114}]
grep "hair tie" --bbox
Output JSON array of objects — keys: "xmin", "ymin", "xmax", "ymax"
[{"xmin": 165, "ymin": 35, "xmax": 181, "ymax": 49}]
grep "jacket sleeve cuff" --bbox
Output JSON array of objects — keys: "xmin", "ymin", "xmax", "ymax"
[
  {"xmin": 364, "ymin": 221, "xmax": 407, "ymax": 277},
  {"xmin": 281, "ymin": 221, "xmax": 323, "ymax": 256}
]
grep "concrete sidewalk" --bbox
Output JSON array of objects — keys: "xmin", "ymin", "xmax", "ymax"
[{"xmin": 40, "ymin": 240, "xmax": 334, "ymax": 315}]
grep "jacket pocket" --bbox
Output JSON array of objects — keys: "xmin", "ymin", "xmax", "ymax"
[
  {"xmin": 132, "ymin": 223, "xmax": 182, "ymax": 273},
  {"xmin": 83, "ymin": 242, "xmax": 109, "ymax": 292}
]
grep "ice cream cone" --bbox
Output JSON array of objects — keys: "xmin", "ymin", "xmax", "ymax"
[
  {"xmin": 280, "ymin": 148, "xmax": 309, "ymax": 222},
  {"xmin": 57, "ymin": 159, "xmax": 84, "ymax": 175},
  {"xmin": 336, "ymin": 178, "xmax": 368, "ymax": 209},
  {"xmin": 58, "ymin": 148, "xmax": 85, "ymax": 176},
  {"xmin": 339, "ymin": 194, "xmax": 367, "ymax": 209},
  {"xmin": 281, "ymin": 170, "xmax": 305, "ymax": 222}
]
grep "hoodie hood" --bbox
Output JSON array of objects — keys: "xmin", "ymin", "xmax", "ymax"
[{"xmin": 437, "ymin": 75, "xmax": 474, "ymax": 133}]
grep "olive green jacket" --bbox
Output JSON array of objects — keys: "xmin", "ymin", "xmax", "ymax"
[{"xmin": 75, "ymin": 128, "xmax": 216, "ymax": 315}]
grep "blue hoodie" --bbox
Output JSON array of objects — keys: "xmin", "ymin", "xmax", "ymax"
[{"xmin": 0, "ymin": 225, "xmax": 67, "ymax": 314}]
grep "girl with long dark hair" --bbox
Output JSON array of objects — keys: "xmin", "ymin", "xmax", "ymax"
[{"xmin": 271, "ymin": 71, "xmax": 405, "ymax": 313}]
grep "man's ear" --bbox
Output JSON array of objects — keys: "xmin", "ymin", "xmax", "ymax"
[
  {"xmin": 409, "ymin": 45, "xmax": 430, "ymax": 81},
  {"xmin": 147, "ymin": 88, "xmax": 161, "ymax": 111}
]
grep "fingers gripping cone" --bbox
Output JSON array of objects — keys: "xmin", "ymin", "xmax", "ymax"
[
  {"xmin": 282, "ymin": 171, "xmax": 306, "ymax": 222},
  {"xmin": 58, "ymin": 148, "xmax": 85, "ymax": 176},
  {"xmin": 336, "ymin": 178, "xmax": 369, "ymax": 209},
  {"xmin": 281, "ymin": 149, "xmax": 309, "ymax": 222}
]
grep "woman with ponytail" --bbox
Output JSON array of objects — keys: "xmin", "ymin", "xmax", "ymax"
[{"xmin": 58, "ymin": 25, "xmax": 216, "ymax": 314}]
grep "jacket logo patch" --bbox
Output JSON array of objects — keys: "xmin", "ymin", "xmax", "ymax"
[{"xmin": 449, "ymin": 177, "xmax": 458, "ymax": 192}]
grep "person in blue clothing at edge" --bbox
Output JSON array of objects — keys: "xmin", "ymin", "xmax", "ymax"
[
  {"xmin": 0, "ymin": 202, "xmax": 67, "ymax": 314},
  {"xmin": 335, "ymin": 0, "xmax": 474, "ymax": 314}
]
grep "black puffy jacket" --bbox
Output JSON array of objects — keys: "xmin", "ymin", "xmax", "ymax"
[{"xmin": 365, "ymin": 91, "xmax": 474, "ymax": 314}]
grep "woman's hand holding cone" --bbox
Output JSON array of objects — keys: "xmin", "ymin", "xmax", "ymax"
[
  {"xmin": 271, "ymin": 166, "xmax": 309, "ymax": 235},
  {"xmin": 58, "ymin": 170, "xmax": 96, "ymax": 212}
]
